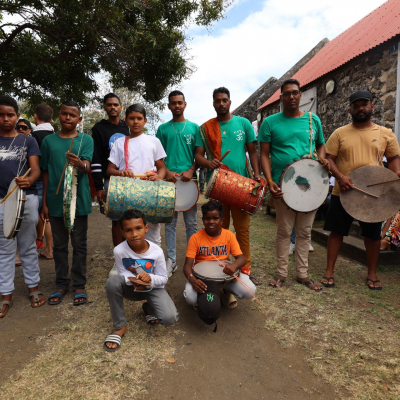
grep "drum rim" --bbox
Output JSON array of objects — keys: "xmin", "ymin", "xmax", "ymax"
[
  {"xmin": 205, "ymin": 168, "xmax": 219, "ymax": 199},
  {"xmin": 174, "ymin": 178, "xmax": 199, "ymax": 212},
  {"xmin": 193, "ymin": 260, "xmax": 237, "ymax": 282},
  {"xmin": 3, "ymin": 181, "xmax": 25, "ymax": 239},
  {"xmin": 279, "ymin": 158, "xmax": 329, "ymax": 213}
]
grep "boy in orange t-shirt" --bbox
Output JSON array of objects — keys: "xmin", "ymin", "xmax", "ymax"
[{"xmin": 183, "ymin": 200, "xmax": 256, "ymax": 324}]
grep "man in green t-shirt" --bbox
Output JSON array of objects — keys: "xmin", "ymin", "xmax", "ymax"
[
  {"xmin": 195, "ymin": 87, "xmax": 262, "ymax": 286},
  {"xmin": 41, "ymin": 100, "xmax": 94, "ymax": 306},
  {"xmin": 156, "ymin": 90, "xmax": 199, "ymax": 277},
  {"xmin": 259, "ymin": 79, "xmax": 328, "ymax": 292}
]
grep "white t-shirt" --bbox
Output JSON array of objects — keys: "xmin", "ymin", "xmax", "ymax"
[
  {"xmin": 108, "ymin": 133, "xmax": 166, "ymax": 174},
  {"xmin": 114, "ymin": 240, "xmax": 168, "ymax": 289}
]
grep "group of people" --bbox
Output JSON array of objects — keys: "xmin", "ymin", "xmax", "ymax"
[{"xmin": 1, "ymin": 78, "xmax": 399, "ymax": 353}]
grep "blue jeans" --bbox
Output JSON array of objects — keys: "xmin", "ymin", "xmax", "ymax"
[
  {"xmin": 36, "ymin": 181, "xmax": 43, "ymax": 212},
  {"xmin": 165, "ymin": 205, "xmax": 198, "ymax": 262},
  {"xmin": 0, "ymin": 195, "xmax": 40, "ymax": 295}
]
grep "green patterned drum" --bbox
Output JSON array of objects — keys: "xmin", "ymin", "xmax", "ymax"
[{"xmin": 106, "ymin": 176, "xmax": 176, "ymax": 223}]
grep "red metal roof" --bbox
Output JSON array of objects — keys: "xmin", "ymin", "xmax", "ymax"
[{"xmin": 258, "ymin": 0, "xmax": 400, "ymax": 109}]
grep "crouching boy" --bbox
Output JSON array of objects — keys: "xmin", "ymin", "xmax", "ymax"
[
  {"xmin": 104, "ymin": 209, "xmax": 178, "ymax": 352},
  {"xmin": 183, "ymin": 200, "xmax": 256, "ymax": 328}
]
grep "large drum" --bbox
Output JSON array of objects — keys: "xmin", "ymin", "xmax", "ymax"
[
  {"xmin": 106, "ymin": 176, "xmax": 176, "ymax": 223},
  {"xmin": 205, "ymin": 169, "xmax": 266, "ymax": 215},
  {"xmin": 64, "ymin": 165, "xmax": 78, "ymax": 231},
  {"xmin": 193, "ymin": 260, "xmax": 238, "ymax": 283},
  {"xmin": 279, "ymin": 159, "xmax": 329, "ymax": 213},
  {"xmin": 3, "ymin": 180, "xmax": 26, "ymax": 239},
  {"xmin": 175, "ymin": 178, "xmax": 199, "ymax": 212}
]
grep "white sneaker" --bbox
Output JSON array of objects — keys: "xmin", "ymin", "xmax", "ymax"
[
  {"xmin": 109, "ymin": 262, "xmax": 119, "ymax": 276},
  {"xmin": 309, "ymin": 243, "xmax": 314, "ymax": 252},
  {"xmin": 289, "ymin": 242, "xmax": 295, "ymax": 255},
  {"xmin": 166, "ymin": 258, "xmax": 177, "ymax": 278}
]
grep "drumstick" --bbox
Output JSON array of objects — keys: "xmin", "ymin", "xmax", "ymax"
[
  {"xmin": 41, "ymin": 219, "xmax": 46, "ymax": 238},
  {"xmin": 366, "ymin": 178, "xmax": 400, "ymax": 187},
  {"xmin": 352, "ymin": 186, "xmax": 379, "ymax": 199},
  {"xmin": 220, "ymin": 150, "xmax": 230, "ymax": 162},
  {"xmin": 0, "ymin": 168, "xmax": 32, "ymax": 204},
  {"xmin": 56, "ymin": 139, "xmax": 74, "ymax": 195}
]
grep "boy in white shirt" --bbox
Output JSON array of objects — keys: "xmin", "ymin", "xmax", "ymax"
[
  {"xmin": 104, "ymin": 209, "xmax": 178, "ymax": 352},
  {"xmin": 107, "ymin": 103, "xmax": 167, "ymax": 246}
]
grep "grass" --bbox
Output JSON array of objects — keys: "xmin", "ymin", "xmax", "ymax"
[{"xmin": 250, "ymin": 210, "xmax": 400, "ymax": 399}]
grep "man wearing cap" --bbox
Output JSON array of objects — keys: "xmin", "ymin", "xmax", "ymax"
[{"xmin": 321, "ymin": 90, "xmax": 400, "ymax": 290}]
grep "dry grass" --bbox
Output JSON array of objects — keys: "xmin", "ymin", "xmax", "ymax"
[
  {"xmin": 250, "ymin": 209, "xmax": 400, "ymax": 400},
  {"xmin": 1, "ymin": 249, "xmax": 176, "ymax": 400}
]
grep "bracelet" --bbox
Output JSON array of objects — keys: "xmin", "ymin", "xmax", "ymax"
[
  {"xmin": 188, "ymin": 273, "xmax": 194, "ymax": 281},
  {"xmin": 338, "ymin": 174, "xmax": 344, "ymax": 181},
  {"xmin": 79, "ymin": 162, "xmax": 87, "ymax": 172},
  {"xmin": 268, "ymin": 179, "xmax": 273, "ymax": 183}
]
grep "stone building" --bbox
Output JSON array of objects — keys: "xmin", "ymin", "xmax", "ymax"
[{"xmin": 256, "ymin": 0, "xmax": 400, "ymax": 140}]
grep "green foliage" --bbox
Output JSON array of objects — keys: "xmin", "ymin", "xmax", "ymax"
[{"xmin": 0, "ymin": 0, "xmax": 230, "ymax": 112}]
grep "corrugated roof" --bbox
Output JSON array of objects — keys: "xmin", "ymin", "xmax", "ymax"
[{"xmin": 258, "ymin": 0, "xmax": 400, "ymax": 110}]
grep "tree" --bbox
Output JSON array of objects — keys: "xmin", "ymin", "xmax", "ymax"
[{"xmin": 0, "ymin": 0, "xmax": 230, "ymax": 112}]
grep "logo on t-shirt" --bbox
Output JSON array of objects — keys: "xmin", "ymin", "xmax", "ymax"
[
  {"xmin": 0, "ymin": 145, "xmax": 26, "ymax": 161},
  {"xmin": 234, "ymin": 130, "xmax": 244, "ymax": 142},
  {"xmin": 109, "ymin": 133, "xmax": 126, "ymax": 150},
  {"xmin": 198, "ymin": 245, "xmax": 227, "ymax": 256},
  {"xmin": 122, "ymin": 258, "xmax": 154, "ymax": 275},
  {"xmin": 184, "ymin": 134, "xmax": 193, "ymax": 145}
]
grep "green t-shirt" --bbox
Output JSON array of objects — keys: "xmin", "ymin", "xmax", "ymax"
[
  {"xmin": 156, "ymin": 120, "xmax": 199, "ymax": 173},
  {"xmin": 196, "ymin": 115, "xmax": 256, "ymax": 178},
  {"xmin": 258, "ymin": 112, "xmax": 325, "ymax": 183},
  {"xmin": 40, "ymin": 132, "xmax": 94, "ymax": 217}
]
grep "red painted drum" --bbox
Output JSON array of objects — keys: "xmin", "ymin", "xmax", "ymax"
[{"xmin": 205, "ymin": 168, "xmax": 266, "ymax": 215}]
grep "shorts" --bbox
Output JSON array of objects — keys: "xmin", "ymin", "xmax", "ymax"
[
  {"xmin": 36, "ymin": 181, "xmax": 43, "ymax": 213},
  {"xmin": 323, "ymin": 195, "xmax": 382, "ymax": 241}
]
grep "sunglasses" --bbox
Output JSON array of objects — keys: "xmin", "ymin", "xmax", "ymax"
[
  {"xmin": 281, "ymin": 90, "xmax": 301, "ymax": 98},
  {"xmin": 16, "ymin": 125, "xmax": 29, "ymax": 131}
]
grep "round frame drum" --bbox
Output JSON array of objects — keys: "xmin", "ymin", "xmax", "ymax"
[
  {"xmin": 340, "ymin": 165, "xmax": 400, "ymax": 223},
  {"xmin": 175, "ymin": 178, "xmax": 199, "ymax": 212},
  {"xmin": 106, "ymin": 176, "xmax": 176, "ymax": 224},
  {"xmin": 64, "ymin": 165, "xmax": 78, "ymax": 231},
  {"xmin": 193, "ymin": 260, "xmax": 238, "ymax": 283},
  {"xmin": 3, "ymin": 180, "xmax": 26, "ymax": 239},
  {"xmin": 279, "ymin": 159, "xmax": 329, "ymax": 212},
  {"xmin": 205, "ymin": 169, "xmax": 266, "ymax": 215}
]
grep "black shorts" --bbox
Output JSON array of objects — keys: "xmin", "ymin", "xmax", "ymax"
[{"xmin": 323, "ymin": 195, "xmax": 382, "ymax": 241}]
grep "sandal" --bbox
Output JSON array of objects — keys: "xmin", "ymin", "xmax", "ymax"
[
  {"xmin": 269, "ymin": 275, "xmax": 285, "ymax": 288},
  {"xmin": 320, "ymin": 276, "xmax": 335, "ymax": 288},
  {"xmin": 47, "ymin": 290, "xmax": 67, "ymax": 305},
  {"xmin": 29, "ymin": 291, "xmax": 46, "ymax": 308},
  {"xmin": 249, "ymin": 273, "xmax": 263, "ymax": 286},
  {"xmin": 73, "ymin": 291, "xmax": 88, "ymax": 306},
  {"xmin": 142, "ymin": 302, "xmax": 158, "ymax": 325},
  {"xmin": 104, "ymin": 333, "xmax": 124, "ymax": 353},
  {"xmin": 296, "ymin": 279, "xmax": 322, "ymax": 292},
  {"xmin": 0, "ymin": 300, "xmax": 13, "ymax": 318},
  {"xmin": 221, "ymin": 292, "xmax": 237, "ymax": 309},
  {"xmin": 366, "ymin": 278, "xmax": 382, "ymax": 291}
]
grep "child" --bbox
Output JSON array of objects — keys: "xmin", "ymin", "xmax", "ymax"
[
  {"xmin": 40, "ymin": 100, "xmax": 94, "ymax": 306},
  {"xmin": 104, "ymin": 209, "xmax": 178, "ymax": 352},
  {"xmin": 183, "ymin": 200, "xmax": 256, "ymax": 326},
  {"xmin": 107, "ymin": 104, "xmax": 167, "ymax": 246},
  {"xmin": 0, "ymin": 95, "xmax": 45, "ymax": 318}
]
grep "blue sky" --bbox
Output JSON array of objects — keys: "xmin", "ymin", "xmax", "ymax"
[{"xmin": 156, "ymin": 0, "xmax": 387, "ymax": 131}]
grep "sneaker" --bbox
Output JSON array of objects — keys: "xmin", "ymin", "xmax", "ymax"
[
  {"xmin": 166, "ymin": 258, "xmax": 177, "ymax": 278},
  {"xmin": 109, "ymin": 262, "xmax": 119, "ymax": 277},
  {"xmin": 309, "ymin": 243, "xmax": 314, "ymax": 252},
  {"xmin": 92, "ymin": 201, "xmax": 99, "ymax": 206},
  {"xmin": 289, "ymin": 242, "xmax": 295, "ymax": 255}
]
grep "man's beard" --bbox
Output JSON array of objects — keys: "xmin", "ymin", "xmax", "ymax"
[{"xmin": 352, "ymin": 110, "xmax": 372, "ymax": 123}]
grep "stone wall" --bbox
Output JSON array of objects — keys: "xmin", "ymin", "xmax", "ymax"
[{"xmin": 260, "ymin": 35, "xmax": 399, "ymax": 139}]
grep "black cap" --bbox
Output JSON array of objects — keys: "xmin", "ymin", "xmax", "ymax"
[
  {"xmin": 197, "ymin": 281, "xmax": 221, "ymax": 325},
  {"xmin": 349, "ymin": 90, "xmax": 372, "ymax": 105}
]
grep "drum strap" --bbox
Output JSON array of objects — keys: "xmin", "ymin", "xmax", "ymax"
[
  {"xmin": 307, "ymin": 111, "xmax": 313, "ymax": 158},
  {"xmin": 124, "ymin": 136, "xmax": 130, "ymax": 171}
]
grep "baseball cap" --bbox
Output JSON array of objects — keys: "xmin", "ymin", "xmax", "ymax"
[{"xmin": 349, "ymin": 90, "xmax": 372, "ymax": 105}]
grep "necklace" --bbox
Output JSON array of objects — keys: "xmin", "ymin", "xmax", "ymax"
[
  {"xmin": 220, "ymin": 117, "xmax": 233, "ymax": 135},
  {"xmin": 171, "ymin": 120, "xmax": 187, "ymax": 135}
]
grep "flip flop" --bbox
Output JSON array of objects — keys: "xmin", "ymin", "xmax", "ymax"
[
  {"xmin": 296, "ymin": 279, "xmax": 323, "ymax": 292},
  {"xmin": 321, "ymin": 276, "xmax": 335, "ymax": 288},
  {"xmin": 221, "ymin": 292, "xmax": 237, "ymax": 309},
  {"xmin": 366, "ymin": 279, "xmax": 382, "ymax": 291},
  {"xmin": 142, "ymin": 302, "xmax": 158, "ymax": 324},
  {"xmin": 249, "ymin": 273, "xmax": 263, "ymax": 286},
  {"xmin": 48, "ymin": 290, "xmax": 67, "ymax": 305},
  {"xmin": 73, "ymin": 292, "xmax": 88, "ymax": 306},
  {"xmin": 39, "ymin": 253, "xmax": 53, "ymax": 260},
  {"xmin": 29, "ymin": 291, "xmax": 45, "ymax": 308},
  {"xmin": 269, "ymin": 275, "xmax": 285, "ymax": 288},
  {"xmin": 104, "ymin": 333, "xmax": 124, "ymax": 353},
  {"xmin": 0, "ymin": 301, "xmax": 13, "ymax": 318}
]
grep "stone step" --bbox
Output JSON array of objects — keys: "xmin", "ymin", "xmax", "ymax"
[{"xmin": 311, "ymin": 227, "xmax": 400, "ymax": 266}]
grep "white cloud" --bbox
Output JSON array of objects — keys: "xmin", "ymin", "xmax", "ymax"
[{"xmin": 160, "ymin": 0, "xmax": 386, "ymax": 127}]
